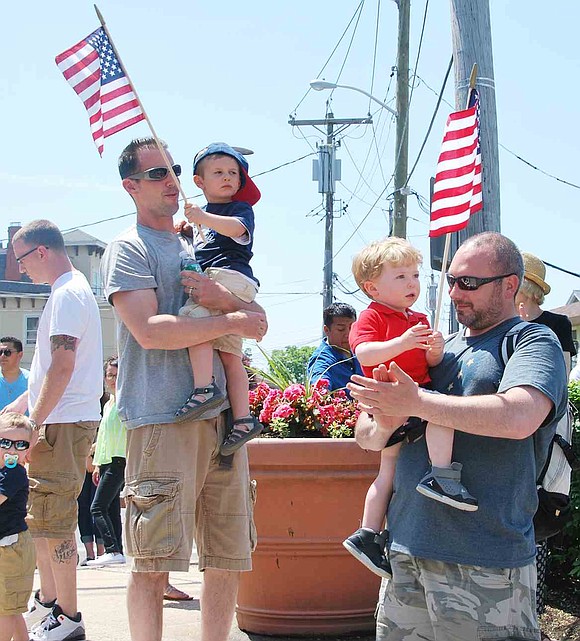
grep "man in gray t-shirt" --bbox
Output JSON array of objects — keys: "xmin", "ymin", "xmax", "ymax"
[
  {"xmin": 101, "ymin": 137, "xmax": 267, "ymax": 641},
  {"xmin": 349, "ymin": 232, "xmax": 567, "ymax": 641}
]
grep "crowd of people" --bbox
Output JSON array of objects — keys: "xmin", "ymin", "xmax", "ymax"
[{"xmin": 0, "ymin": 134, "xmax": 573, "ymax": 641}]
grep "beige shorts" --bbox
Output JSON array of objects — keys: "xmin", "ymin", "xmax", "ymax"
[
  {"xmin": 27, "ymin": 421, "xmax": 98, "ymax": 538},
  {"xmin": 122, "ymin": 412, "xmax": 257, "ymax": 573},
  {"xmin": 179, "ymin": 268, "xmax": 258, "ymax": 357},
  {"xmin": 0, "ymin": 530, "xmax": 36, "ymax": 615}
]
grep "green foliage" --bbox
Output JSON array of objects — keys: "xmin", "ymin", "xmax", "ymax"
[
  {"xmin": 549, "ymin": 381, "xmax": 580, "ymax": 587},
  {"xmin": 267, "ymin": 345, "xmax": 315, "ymax": 386}
]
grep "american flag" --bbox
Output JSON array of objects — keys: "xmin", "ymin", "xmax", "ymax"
[
  {"xmin": 429, "ymin": 90, "xmax": 482, "ymax": 238},
  {"xmin": 55, "ymin": 28, "xmax": 144, "ymax": 156}
]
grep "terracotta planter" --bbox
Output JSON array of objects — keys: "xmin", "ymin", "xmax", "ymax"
[{"xmin": 236, "ymin": 438, "xmax": 382, "ymax": 636}]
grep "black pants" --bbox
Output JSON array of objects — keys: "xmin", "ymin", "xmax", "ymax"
[
  {"xmin": 90, "ymin": 457, "xmax": 126, "ymax": 554},
  {"xmin": 78, "ymin": 472, "xmax": 102, "ymax": 544}
]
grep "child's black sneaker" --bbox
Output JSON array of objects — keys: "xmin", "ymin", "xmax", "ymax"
[
  {"xmin": 342, "ymin": 528, "xmax": 392, "ymax": 578},
  {"xmin": 416, "ymin": 462, "xmax": 478, "ymax": 511}
]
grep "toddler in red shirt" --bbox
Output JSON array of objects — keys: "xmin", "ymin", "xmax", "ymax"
[{"xmin": 343, "ymin": 238, "xmax": 477, "ymax": 578}]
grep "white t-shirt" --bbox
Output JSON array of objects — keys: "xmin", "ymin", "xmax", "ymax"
[
  {"xmin": 28, "ymin": 270, "xmax": 103, "ymax": 423},
  {"xmin": 570, "ymin": 362, "xmax": 580, "ymax": 382}
]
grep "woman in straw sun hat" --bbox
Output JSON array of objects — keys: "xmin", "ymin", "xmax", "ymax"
[
  {"xmin": 516, "ymin": 251, "xmax": 576, "ymax": 638},
  {"xmin": 517, "ymin": 252, "xmax": 576, "ymax": 373}
]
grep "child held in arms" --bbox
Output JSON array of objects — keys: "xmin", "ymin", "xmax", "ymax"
[
  {"xmin": 176, "ymin": 143, "xmax": 263, "ymax": 456},
  {"xmin": 343, "ymin": 237, "xmax": 477, "ymax": 578}
]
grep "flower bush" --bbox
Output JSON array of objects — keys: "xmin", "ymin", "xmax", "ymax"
[{"xmin": 249, "ymin": 378, "xmax": 360, "ymax": 439}]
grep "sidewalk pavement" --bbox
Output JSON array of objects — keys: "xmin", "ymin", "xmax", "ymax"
[{"xmin": 31, "ymin": 551, "xmax": 377, "ymax": 641}]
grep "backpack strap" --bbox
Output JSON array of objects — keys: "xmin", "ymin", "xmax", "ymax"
[
  {"xmin": 499, "ymin": 321, "xmax": 530, "ymax": 368},
  {"xmin": 555, "ymin": 431, "xmax": 580, "ymax": 472}
]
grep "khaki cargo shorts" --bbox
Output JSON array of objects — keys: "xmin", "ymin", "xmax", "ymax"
[
  {"xmin": 122, "ymin": 412, "xmax": 257, "ymax": 573},
  {"xmin": 178, "ymin": 268, "xmax": 258, "ymax": 357},
  {"xmin": 376, "ymin": 551, "xmax": 539, "ymax": 641},
  {"xmin": 0, "ymin": 530, "xmax": 36, "ymax": 615},
  {"xmin": 27, "ymin": 421, "xmax": 98, "ymax": 539}
]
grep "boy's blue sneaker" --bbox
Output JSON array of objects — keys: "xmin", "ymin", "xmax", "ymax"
[
  {"xmin": 416, "ymin": 462, "xmax": 478, "ymax": 511},
  {"xmin": 343, "ymin": 528, "xmax": 392, "ymax": 578}
]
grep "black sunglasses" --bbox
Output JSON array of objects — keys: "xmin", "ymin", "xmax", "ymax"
[
  {"xmin": 127, "ymin": 165, "xmax": 182, "ymax": 181},
  {"xmin": 446, "ymin": 273, "xmax": 516, "ymax": 291},
  {"xmin": 14, "ymin": 245, "xmax": 40, "ymax": 263},
  {"xmin": 0, "ymin": 349, "xmax": 15, "ymax": 357},
  {"xmin": 0, "ymin": 437, "xmax": 30, "ymax": 451}
]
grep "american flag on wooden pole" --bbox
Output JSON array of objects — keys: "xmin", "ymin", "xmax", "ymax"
[
  {"xmin": 429, "ymin": 89, "xmax": 482, "ymax": 238},
  {"xmin": 55, "ymin": 27, "xmax": 144, "ymax": 156}
]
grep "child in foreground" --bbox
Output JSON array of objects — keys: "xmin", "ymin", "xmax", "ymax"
[
  {"xmin": 175, "ymin": 142, "xmax": 263, "ymax": 456},
  {"xmin": 0, "ymin": 413, "xmax": 36, "ymax": 641},
  {"xmin": 343, "ymin": 238, "xmax": 477, "ymax": 578}
]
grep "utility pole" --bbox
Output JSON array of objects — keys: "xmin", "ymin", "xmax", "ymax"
[
  {"xmin": 289, "ymin": 113, "xmax": 371, "ymax": 313},
  {"xmin": 446, "ymin": 0, "xmax": 500, "ymax": 333},
  {"xmin": 451, "ymin": 0, "xmax": 500, "ymax": 242},
  {"xmin": 393, "ymin": 0, "xmax": 410, "ymax": 238},
  {"xmin": 323, "ymin": 117, "xmax": 335, "ymax": 311}
]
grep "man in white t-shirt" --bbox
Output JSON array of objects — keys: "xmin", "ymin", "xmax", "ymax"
[{"xmin": 7, "ymin": 220, "xmax": 102, "ymax": 641}]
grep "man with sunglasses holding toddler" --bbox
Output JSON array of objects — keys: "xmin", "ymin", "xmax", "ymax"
[
  {"xmin": 349, "ymin": 232, "xmax": 568, "ymax": 641},
  {"xmin": 101, "ymin": 138, "xmax": 267, "ymax": 641}
]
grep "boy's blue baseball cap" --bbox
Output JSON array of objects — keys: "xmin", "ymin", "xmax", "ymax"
[{"xmin": 193, "ymin": 142, "xmax": 261, "ymax": 206}]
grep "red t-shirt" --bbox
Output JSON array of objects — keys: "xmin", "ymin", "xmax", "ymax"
[{"xmin": 349, "ymin": 301, "xmax": 431, "ymax": 383}]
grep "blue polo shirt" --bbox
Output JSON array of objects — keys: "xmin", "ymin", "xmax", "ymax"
[
  {"xmin": 307, "ymin": 340, "xmax": 362, "ymax": 394},
  {"xmin": 0, "ymin": 369, "xmax": 29, "ymax": 412}
]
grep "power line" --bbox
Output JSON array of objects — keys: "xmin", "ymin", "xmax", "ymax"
[
  {"xmin": 291, "ymin": 0, "xmax": 366, "ymax": 115},
  {"xmin": 543, "ymin": 261, "xmax": 580, "ymax": 279},
  {"xmin": 332, "ymin": 0, "xmax": 366, "ymax": 90},
  {"xmin": 0, "ymin": 153, "xmax": 316, "ymax": 244},
  {"xmin": 405, "ymin": 54, "xmax": 453, "ymax": 186},
  {"xmin": 499, "ymin": 145, "xmax": 580, "ymax": 191},
  {"xmin": 414, "ymin": 70, "xmax": 580, "ymax": 193}
]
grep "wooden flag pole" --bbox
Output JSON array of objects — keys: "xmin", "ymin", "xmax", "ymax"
[
  {"xmin": 432, "ymin": 63, "xmax": 478, "ymax": 332},
  {"xmin": 94, "ymin": 5, "xmax": 204, "ymax": 240}
]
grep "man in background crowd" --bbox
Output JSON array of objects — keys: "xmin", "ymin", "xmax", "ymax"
[
  {"xmin": 308, "ymin": 302, "xmax": 362, "ymax": 394},
  {"xmin": 0, "ymin": 337, "xmax": 29, "ymax": 412}
]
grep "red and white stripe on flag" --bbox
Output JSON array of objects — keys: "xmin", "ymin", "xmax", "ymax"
[
  {"xmin": 55, "ymin": 28, "xmax": 144, "ymax": 156},
  {"xmin": 429, "ymin": 92, "xmax": 482, "ymax": 238}
]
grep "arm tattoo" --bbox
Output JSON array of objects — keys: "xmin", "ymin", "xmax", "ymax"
[
  {"xmin": 50, "ymin": 335, "xmax": 77, "ymax": 353},
  {"xmin": 52, "ymin": 539, "xmax": 76, "ymax": 564}
]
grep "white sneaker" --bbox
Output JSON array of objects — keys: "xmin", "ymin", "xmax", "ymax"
[
  {"xmin": 85, "ymin": 552, "xmax": 126, "ymax": 566},
  {"xmin": 24, "ymin": 590, "xmax": 55, "ymax": 630},
  {"xmin": 30, "ymin": 605, "xmax": 85, "ymax": 641}
]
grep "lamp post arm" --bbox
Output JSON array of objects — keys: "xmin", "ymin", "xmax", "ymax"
[{"xmin": 336, "ymin": 84, "xmax": 398, "ymax": 117}]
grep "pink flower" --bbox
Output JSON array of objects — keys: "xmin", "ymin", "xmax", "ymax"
[
  {"xmin": 282, "ymin": 384, "xmax": 306, "ymax": 403},
  {"xmin": 272, "ymin": 403, "xmax": 296, "ymax": 420}
]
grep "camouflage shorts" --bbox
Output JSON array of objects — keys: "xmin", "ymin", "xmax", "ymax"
[{"xmin": 376, "ymin": 551, "xmax": 539, "ymax": 641}]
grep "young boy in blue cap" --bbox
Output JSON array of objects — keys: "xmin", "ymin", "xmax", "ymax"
[{"xmin": 175, "ymin": 143, "xmax": 263, "ymax": 455}]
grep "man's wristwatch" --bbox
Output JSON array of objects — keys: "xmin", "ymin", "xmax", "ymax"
[{"xmin": 29, "ymin": 419, "xmax": 40, "ymax": 432}]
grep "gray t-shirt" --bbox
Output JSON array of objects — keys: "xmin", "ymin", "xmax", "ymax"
[
  {"xmin": 389, "ymin": 317, "xmax": 568, "ymax": 568},
  {"xmin": 101, "ymin": 224, "xmax": 228, "ymax": 429}
]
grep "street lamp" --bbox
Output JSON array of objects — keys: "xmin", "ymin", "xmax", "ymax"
[{"xmin": 309, "ymin": 80, "xmax": 398, "ymax": 117}]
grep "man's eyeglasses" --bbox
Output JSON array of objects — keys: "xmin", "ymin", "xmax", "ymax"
[
  {"xmin": 0, "ymin": 438, "xmax": 30, "ymax": 451},
  {"xmin": 446, "ymin": 273, "xmax": 516, "ymax": 291},
  {"xmin": 0, "ymin": 349, "xmax": 15, "ymax": 357},
  {"xmin": 14, "ymin": 246, "xmax": 40, "ymax": 263},
  {"xmin": 126, "ymin": 165, "xmax": 182, "ymax": 181}
]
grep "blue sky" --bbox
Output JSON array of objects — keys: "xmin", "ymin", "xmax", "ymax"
[{"xmin": 3, "ymin": 1, "xmax": 579, "ymax": 363}]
